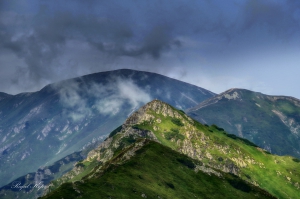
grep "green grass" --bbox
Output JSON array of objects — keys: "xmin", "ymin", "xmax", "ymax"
[
  {"xmin": 293, "ymin": 158, "xmax": 300, "ymax": 163},
  {"xmin": 41, "ymin": 141, "xmax": 275, "ymax": 199},
  {"xmin": 225, "ymin": 133, "xmax": 258, "ymax": 147},
  {"xmin": 42, "ymin": 100, "xmax": 300, "ymax": 199},
  {"xmin": 134, "ymin": 103, "xmax": 300, "ymax": 199},
  {"xmin": 70, "ymin": 161, "xmax": 99, "ymax": 182},
  {"xmin": 108, "ymin": 125, "xmax": 122, "ymax": 138},
  {"xmin": 171, "ymin": 118, "xmax": 184, "ymax": 126},
  {"xmin": 165, "ymin": 128, "xmax": 185, "ymax": 141}
]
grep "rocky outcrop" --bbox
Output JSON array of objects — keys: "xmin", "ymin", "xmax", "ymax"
[{"xmin": 272, "ymin": 110, "xmax": 300, "ymax": 136}]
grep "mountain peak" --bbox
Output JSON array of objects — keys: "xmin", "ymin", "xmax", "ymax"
[
  {"xmin": 218, "ymin": 88, "xmax": 259, "ymax": 100},
  {"xmin": 124, "ymin": 99, "xmax": 184, "ymax": 127}
]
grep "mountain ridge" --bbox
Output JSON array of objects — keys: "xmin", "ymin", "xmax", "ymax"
[
  {"xmin": 187, "ymin": 88, "xmax": 300, "ymax": 158},
  {"xmin": 0, "ymin": 69, "xmax": 215, "ymax": 187},
  {"xmin": 41, "ymin": 100, "xmax": 300, "ymax": 199},
  {"xmin": 41, "ymin": 139, "xmax": 276, "ymax": 199},
  {"xmin": 188, "ymin": 88, "xmax": 300, "ymax": 112}
]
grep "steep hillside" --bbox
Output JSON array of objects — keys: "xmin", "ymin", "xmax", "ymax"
[
  {"xmin": 43, "ymin": 100, "xmax": 300, "ymax": 199},
  {"xmin": 187, "ymin": 88, "xmax": 300, "ymax": 158},
  {"xmin": 0, "ymin": 69, "xmax": 215, "ymax": 187},
  {"xmin": 42, "ymin": 140, "xmax": 275, "ymax": 199}
]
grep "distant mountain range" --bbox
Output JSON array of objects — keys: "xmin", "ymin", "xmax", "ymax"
[
  {"xmin": 187, "ymin": 88, "xmax": 300, "ymax": 158},
  {"xmin": 0, "ymin": 69, "xmax": 215, "ymax": 188}
]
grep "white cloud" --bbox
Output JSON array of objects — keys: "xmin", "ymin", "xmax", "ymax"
[
  {"xmin": 94, "ymin": 78, "xmax": 151, "ymax": 116},
  {"xmin": 53, "ymin": 77, "xmax": 151, "ymax": 120},
  {"xmin": 117, "ymin": 79, "xmax": 151, "ymax": 108},
  {"xmin": 95, "ymin": 99, "xmax": 123, "ymax": 115},
  {"xmin": 55, "ymin": 80, "xmax": 92, "ymax": 121}
]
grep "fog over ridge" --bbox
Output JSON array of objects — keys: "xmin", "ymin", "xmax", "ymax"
[{"xmin": 52, "ymin": 76, "xmax": 152, "ymax": 120}]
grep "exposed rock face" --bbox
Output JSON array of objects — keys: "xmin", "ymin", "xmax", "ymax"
[
  {"xmin": 87, "ymin": 137, "xmax": 114, "ymax": 162},
  {"xmin": 194, "ymin": 165, "xmax": 222, "ymax": 177},
  {"xmin": 223, "ymin": 91, "xmax": 240, "ymax": 100},
  {"xmin": 123, "ymin": 99, "xmax": 184, "ymax": 127},
  {"xmin": 272, "ymin": 110, "xmax": 300, "ymax": 136}
]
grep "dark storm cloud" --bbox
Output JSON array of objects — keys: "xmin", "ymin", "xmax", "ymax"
[
  {"xmin": 0, "ymin": 0, "xmax": 300, "ymax": 95},
  {"xmin": 0, "ymin": 1, "xmax": 182, "ymax": 91},
  {"xmin": 241, "ymin": 0, "xmax": 300, "ymax": 39},
  {"xmin": 116, "ymin": 26, "xmax": 181, "ymax": 59}
]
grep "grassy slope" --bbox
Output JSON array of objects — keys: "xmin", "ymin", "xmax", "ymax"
[
  {"xmin": 43, "ymin": 100, "xmax": 300, "ymax": 199},
  {"xmin": 42, "ymin": 141, "xmax": 275, "ymax": 199},
  {"xmin": 132, "ymin": 104, "xmax": 300, "ymax": 199}
]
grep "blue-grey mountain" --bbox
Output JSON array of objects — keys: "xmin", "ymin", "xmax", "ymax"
[
  {"xmin": 0, "ymin": 69, "xmax": 215, "ymax": 187},
  {"xmin": 187, "ymin": 88, "xmax": 300, "ymax": 158}
]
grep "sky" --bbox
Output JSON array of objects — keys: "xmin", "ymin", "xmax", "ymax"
[{"xmin": 0, "ymin": 0, "xmax": 300, "ymax": 99}]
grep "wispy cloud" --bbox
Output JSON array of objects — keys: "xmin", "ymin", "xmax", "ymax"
[
  {"xmin": 54, "ymin": 80, "xmax": 92, "ymax": 121},
  {"xmin": 94, "ymin": 77, "xmax": 151, "ymax": 116},
  {"xmin": 52, "ymin": 77, "xmax": 151, "ymax": 120}
]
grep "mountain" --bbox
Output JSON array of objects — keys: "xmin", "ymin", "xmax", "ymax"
[
  {"xmin": 0, "ymin": 69, "xmax": 215, "ymax": 187},
  {"xmin": 0, "ymin": 92, "xmax": 11, "ymax": 100},
  {"xmin": 0, "ymin": 139, "xmax": 104, "ymax": 199},
  {"xmin": 42, "ymin": 140, "xmax": 275, "ymax": 199},
  {"xmin": 40, "ymin": 100, "xmax": 300, "ymax": 199},
  {"xmin": 0, "ymin": 152, "xmax": 83, "ymax": 199},
  {"xmin": 187, "ymin": 88, "xmax": 300, "ymax": 158}
]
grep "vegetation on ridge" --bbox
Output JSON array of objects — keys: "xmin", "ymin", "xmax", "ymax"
[
  {"xmin": 41, "ymin": 140, "xmax": 275, "ymax": 199},
  {"xmin": 42, "ymin": 100, "xmax": 300, "ymax": 199}
]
